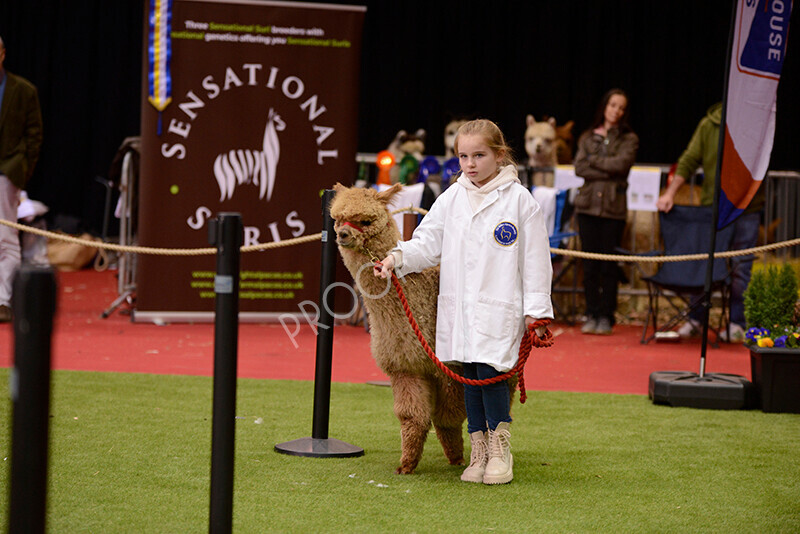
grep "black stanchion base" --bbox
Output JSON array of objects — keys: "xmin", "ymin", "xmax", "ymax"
[
  {"xmin": 274, "ymin": 437, "xmax": 364, "ymax": 458},
  {"xmin": 649, "ymin": 371, "xmax": 758, "ymax": 410}
]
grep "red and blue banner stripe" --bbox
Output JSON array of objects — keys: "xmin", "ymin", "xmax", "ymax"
[{"xmin": 719, "ymin": 0, "xmax": 792, "ymax": 228}]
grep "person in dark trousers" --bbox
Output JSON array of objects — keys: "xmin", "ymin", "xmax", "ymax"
[
  {"xmin": 0, "ymin": 35, "xmax": 43, "ymax": 323},
  {"xmin": 573, "ymin": 88, "xmax": 638, "ymax": 336}
]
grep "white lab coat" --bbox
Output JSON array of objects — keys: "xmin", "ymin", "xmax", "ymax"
[{"xmin": 395, "ymin": 167, "xmax": 553, "ymax": 371}]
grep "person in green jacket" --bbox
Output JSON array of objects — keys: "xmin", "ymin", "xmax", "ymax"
[{"xmin": 656, "ymin": 103, "xmax": 764, "ymax": 343}]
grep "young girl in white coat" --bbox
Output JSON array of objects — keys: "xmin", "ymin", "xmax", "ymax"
[{"xmin": 375, "ymin": 119, "xmax": 553, "ymax": 484}]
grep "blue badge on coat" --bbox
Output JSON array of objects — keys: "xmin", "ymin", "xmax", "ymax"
[{"xmin": 493, "ymin": 222, "xmax": 518, "ymax": 246}]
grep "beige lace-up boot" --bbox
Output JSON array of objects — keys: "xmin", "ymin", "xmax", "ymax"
[
  {"xmin": 483, "ymin": 422, "xmax": 513, "ymax": 484},
  {"xmin": 460, "ymin": 430, "xmax": 488, "ymax": 483}
]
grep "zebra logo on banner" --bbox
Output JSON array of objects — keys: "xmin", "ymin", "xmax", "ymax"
[{"xmin": 213, "ymin": 108, "xmax": 286, "ymax": 202}]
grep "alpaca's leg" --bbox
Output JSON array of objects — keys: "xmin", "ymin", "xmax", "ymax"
[
  {"xmin": 391, "ymin": 374, "xmax": 432, "ymax": 474},
  {"xmin": 431, "ymin": 375, "xmax": 466, "ymax": 466}
]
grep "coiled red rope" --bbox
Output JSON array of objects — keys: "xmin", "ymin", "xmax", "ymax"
[{"xmin": 387, "ymin": 270, "xmax": 554, "ymax": 404}]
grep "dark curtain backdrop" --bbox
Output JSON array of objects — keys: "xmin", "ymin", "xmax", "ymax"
[{"xmin": 1, "ymin": 0, "xmax": 797, "ymax": 235}]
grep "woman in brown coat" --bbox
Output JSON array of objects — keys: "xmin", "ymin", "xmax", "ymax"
[{"xmin": 573, "ymin": 89, "xmax": 638, "ymax": 335}]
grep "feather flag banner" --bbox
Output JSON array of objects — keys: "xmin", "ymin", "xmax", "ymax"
[
  {"xmin": 718, "ymin": 0, "xmax": 793, "ymax": 229},
  {"xmin": 147, "ymin": 0, "xmax": 173, "ymax": 132}
]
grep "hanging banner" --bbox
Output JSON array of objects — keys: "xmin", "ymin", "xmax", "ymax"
[
  {"xmin": 147, "ymin": 0, "xmax": 173, "ymax": 120},
  {"xmin": 718, "ymin": 0, "xmax": 792, "ymax": 228},
  {"xmin": 137, "ymin": 0, "xmax": 366, "ymax": 322}
]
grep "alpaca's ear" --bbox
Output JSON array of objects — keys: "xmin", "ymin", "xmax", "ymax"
[
  {"xmin": 376, "ymin": 183, "xmax": 403, "ymax": 204},
  {"xmin": 333, "ymin": 182, "xmax": 346, "ymax": 193}
]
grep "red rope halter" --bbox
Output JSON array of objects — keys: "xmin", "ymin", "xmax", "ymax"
[
  {"xmin": 386, "ymin": 269, "xmax": 554, "ymax": 404},
  {"xmin": 340, "ymin": 221, "xmax": 364, "ymax": 233}
]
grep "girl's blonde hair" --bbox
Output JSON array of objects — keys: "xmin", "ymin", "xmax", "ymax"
[{"xmin": 453, "ymin": 119, "xmax": 516, "ymax": 167}]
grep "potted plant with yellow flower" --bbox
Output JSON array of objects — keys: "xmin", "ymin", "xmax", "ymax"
[{"xmin": 743, "ymin": 263, "xmax": 800, "ymax": 413}]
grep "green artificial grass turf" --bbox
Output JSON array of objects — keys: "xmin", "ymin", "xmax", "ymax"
[{"xmin": 1, "ymin": 369, "xmax": 799, "ymax": 533}]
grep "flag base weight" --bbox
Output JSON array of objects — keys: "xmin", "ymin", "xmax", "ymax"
[
  {"xmin": 274, "ymin": 437, "xmax": 364, "ymax": 458},
  {"xmin": 649, "ymin": 371, "xmax": 758, "ymax": 410}
]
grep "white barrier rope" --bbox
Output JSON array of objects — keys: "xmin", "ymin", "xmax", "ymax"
[
  {"xmin": 388, "ymin": 206, "xmax": 800, "ymax": 262},
  {"xmin": 1, "ymin": 218, "xmax": 320, "ymax": 256},
  {"xmin": 3, "ymin": 216, "xmax": 799, "ymax": 262}
]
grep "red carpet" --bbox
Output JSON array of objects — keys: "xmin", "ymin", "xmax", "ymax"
[{"xmin": 0, "ymin": 269, "xmax": 754, "ymax": 395}]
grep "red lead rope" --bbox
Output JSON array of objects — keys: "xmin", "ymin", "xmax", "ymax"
[{"xmin": 387, "ymin": 270, "xmax": 554, "ymax": 404}]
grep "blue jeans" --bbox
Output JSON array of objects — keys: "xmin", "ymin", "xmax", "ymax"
[
  {"xmin": 688, "ymin": 211, "xmax": 760, "ymax": 327},
  {"xmin": 462, "ymin": 362, "xmax": 512, "ymax": 433}
]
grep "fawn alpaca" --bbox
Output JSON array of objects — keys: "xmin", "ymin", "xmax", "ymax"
[{"xmin": 329, "ymin": 183, "xmax": 466, "ymax": 474}]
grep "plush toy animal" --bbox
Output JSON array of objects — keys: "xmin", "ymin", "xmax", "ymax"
[
  {"xmin": 443, "ymin": 119, "xmax": 468, "ymax": 159},
  {"xmin": 385, "ymin": 129, "xmax": 426, "ymax": 184},
  {"xmin": 387, "ymin": 128, "xmax": 425, "ymax": 166},
  {"xmin": 329, "ymin": 183, "xmax": 466, "ymax": 474},
  {"xmin": 524, "ymin": 115, "xmax": 558, "ymax": 187},
  {"xmin": 551, "ymin": 118, "xmax": 575, "ymax": 164}
]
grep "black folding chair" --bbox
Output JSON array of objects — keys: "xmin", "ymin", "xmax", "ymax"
[{"xmin": 640, "ymin": 205, "xmax": 735, "ymax": 345}]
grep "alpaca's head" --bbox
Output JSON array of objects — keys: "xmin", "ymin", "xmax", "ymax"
[{"xmin": 329, "ymin": 183, "xmax": 402, "ymax": 257}]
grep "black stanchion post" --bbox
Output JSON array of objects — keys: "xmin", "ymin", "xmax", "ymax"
[
  {"xmin": 8, "ymin": 265, "xmax": 57, "ymax": 534},
  {"xmin": 311, "ymin": 188, "xmax": 339, "ymax": 441},
  {"xmin": 208, "ymin": 213, "xmax": 242, "ymax": 534},
  {"xmin": 274, "ymin": 189, "xmax": 363, "ymax": 458}
]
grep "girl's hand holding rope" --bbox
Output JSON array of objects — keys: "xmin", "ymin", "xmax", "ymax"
[
  {"xmin": 525, "ymin": 316, "xmax": 549, "ymax": 339},
  {"xmin": 373, "ymin": 256, "xmax": 394, "ymax": 279}
]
